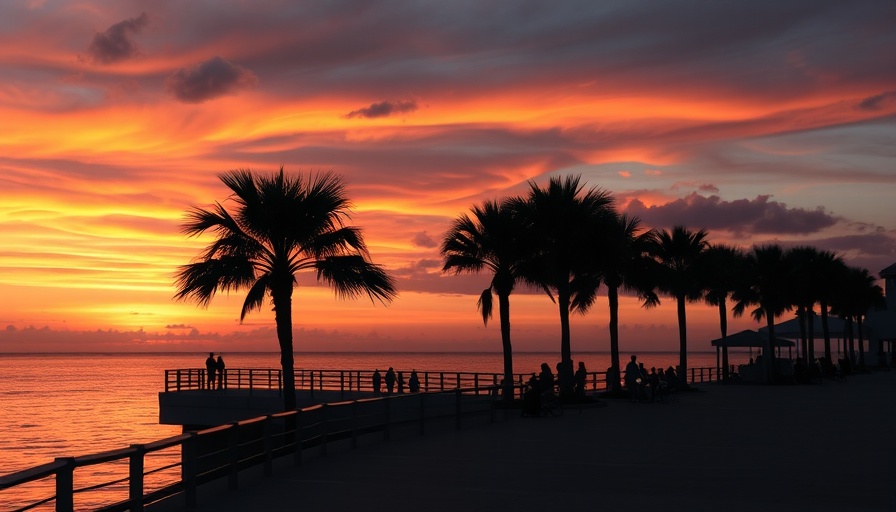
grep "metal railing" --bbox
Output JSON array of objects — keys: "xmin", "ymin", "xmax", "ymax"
[
  {"xmin": 0, "ymin": 386, "xmax": 501, "ymax": 512},
  {"xmin": 164, "ymin": 366, "xmax": 724, "ymax": 396}
]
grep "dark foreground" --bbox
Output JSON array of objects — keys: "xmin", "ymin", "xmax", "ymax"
[{"xmin": 151, "ymin": 372, "xmax": 896, "ymax": 512}]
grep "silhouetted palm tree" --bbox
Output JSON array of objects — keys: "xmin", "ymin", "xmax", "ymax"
[
  {"xmin": 441, "ymin": 199, "xmax": 529, "ymax": 401},
  {"xmin": 833, "ymin": 266, "xmax": 884, "ymax": 368},
  {"xmin": 814, "ymin": 250, "xmax": 847, "ymax": 366},
  {"xmin": 786, "ymin": 246, "xmax": 822, "ymax": 362},
  {"xmin": 511, "ymin": 175, "xmax": 615, "ymax": 397},
  {"xmin": 733, "ymin": 244, "xmax": 794, "ymax": 382},
  {"xmin": 701, "ymin": 243, "xmax": 745, "ymax": 380},
  {"xmin": 602, "ymin": 213, "xmax": 659, "ymax": 392},
  {"xmin": 651, "ymin": 226, "xmax": 709, "ymax": 387},
  {"xmin": 174, "ymin": 168, "xmax": 396, "ymax": 410}
]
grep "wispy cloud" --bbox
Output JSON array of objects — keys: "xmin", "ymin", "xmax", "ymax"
[
  {"xmin": 344, "ymin": 100, "xmax": 418, "ymax": 119},
  {"xmin": 165, "ymin": 56, "xmax": 258, "ymax": 103},
  {"xmin": 87, "ymin": 13, "xmax": 148, "ymax": 64}
]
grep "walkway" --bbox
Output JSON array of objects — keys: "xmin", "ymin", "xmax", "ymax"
[{"xmin": 150, "ymin": 372, "xmax": 896, "ymax": 512}]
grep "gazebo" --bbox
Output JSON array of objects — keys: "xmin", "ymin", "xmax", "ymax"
[{"xmin": 710, "ymin": 329, "xmax": 795, "ymax": 379}]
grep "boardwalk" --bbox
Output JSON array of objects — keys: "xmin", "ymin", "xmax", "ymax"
[{"xmin": 150, "ymin": 372, "xmax": 896, "ymax": 512}]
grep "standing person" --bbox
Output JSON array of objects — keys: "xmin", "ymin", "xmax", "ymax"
[
  {"xmin": 408, "ymin": 370, "xmax": 420, "ymax": 393},
  {"xmin": 216, "ymin": 355, "xmax": 226, "ymax": 390},
  {"xmin": 624, "ymin": 355, "xmax": 640, "ymax": 401},
  {"xmin": 574, "ymin": 361, "xmax": 587, "ymax": 400},
  {"xmin": 372, "ymin": 369, "xmax": 382, "ymax": 396},
  {"xmin": 205, "ymin": 352, "xmax": 216, "ymax": 390},
  {"xmin": 385, "ymin": 367, "xmax": 396, "ymax": 395},
  {"xmin": 397, "ymin": 371, "xmax": 405, "ymax": 394}
]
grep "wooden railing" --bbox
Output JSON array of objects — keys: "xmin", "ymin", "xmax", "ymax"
[{"xmin": 0, "ymin": 387, "xmax": 501, "ymax": 512}]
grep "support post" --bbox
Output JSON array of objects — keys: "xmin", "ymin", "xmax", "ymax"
[
  {"xmin": 55, "ymin": 457, "xmax": 75, "ymax": 512},
  {"xmin": 129, "ymin": 444, "xmax": 146, "ymax": 512}
]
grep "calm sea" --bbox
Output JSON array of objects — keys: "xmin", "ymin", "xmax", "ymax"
[{"xmin": 0, "ymin": 350, "xmax": 748, "ymax": 509}]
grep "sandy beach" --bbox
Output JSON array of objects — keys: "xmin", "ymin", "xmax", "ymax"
[{"xmin": 151, "ymin": 371, "xmax": 895, "ymax": 512}]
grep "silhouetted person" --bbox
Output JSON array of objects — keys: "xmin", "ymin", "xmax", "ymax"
[
  {"xmin": 205, "ymin": 352, "xmax": 216, "ymax": 390},
  {"xmin": 397, "ymin": 371, "xmax": 405, "ymax": 394},
  {"xmin": 372, "ymin": 369, "xmax": 382, "ymax": 396},
  {"xmin": 538, "ymin": 363, "xmax": 554, "ymax": 394},
  {"xmin": 647, "ymin": 367, "xmax": 659, "ymax": 401},
  {"xmin": 408, "ymin": 370, "xmax": 420, "ymax": 393},
  {"xmin": 625, "ymin": 355, "xmax": 640, "ymax": 400},
  {"xmin": 665, "ymin": 366, "xmax": 679, "ymax": 388},
  {"xmin": 574, "ymin": 361, "xmax": 587, "ymax": 399},
  {"xmin": 523, "ymin": 372, "xmax": 541, "ymax": 416},
  {"xmin": 385, "ymin": 367, "xmax": 396, "ymax": 395},
  {"xmin": 216, "ymin": 355, "xmax": 225, "ymax": 390}
]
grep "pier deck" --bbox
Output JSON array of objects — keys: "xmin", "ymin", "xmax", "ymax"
[{"xmin": 149, "ymin": 372, "xmax": 896, "ymax": 512}]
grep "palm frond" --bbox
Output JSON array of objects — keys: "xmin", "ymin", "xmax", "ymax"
[
  {"xmin": 316, "ymin": 255, "xmax": 397, "ymax": 304},
  {"xmin": 477, "ymin": 288, "xmax": 494, "ymax": 326}
]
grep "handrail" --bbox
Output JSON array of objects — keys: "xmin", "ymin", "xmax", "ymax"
[{"xmin": 0, "ymin": 384, "xmax": 505, "ymax": 512}]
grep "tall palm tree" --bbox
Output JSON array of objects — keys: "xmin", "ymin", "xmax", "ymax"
[
  {"xmin": 602, "ymin": 213, "xmax": 659, "ymax": 392},
  {"xmin": 701, "ymin": 244, "xmax": 745, "ymax": 380},
  {"xmin": 174, "ymin": 168, "xmax": 396, "ymax": 411},
  {"xmin": 786, "ymin": 246, "xmax": 822, "ymax": 362},
  {"xmin": 441, "ymin": 199, "xmax": 529, "ymax": 402},
  {"xmin": 815, "ymin": 250, "xmax": 847, "ymax": 367},
  {"xmin": 511, "ymin": 175, "xmax": 615, "ymax": 398},
  {"xmin": 733, "ymin": 245, "xmax": 794, "ymax": 382},
  {"xmin": 650, "ymin": 226, "xmax": 709, "ymax": 387},
  {"xmin": 833, "ymin": 266, "xmax": 884, "ymax": 368}
]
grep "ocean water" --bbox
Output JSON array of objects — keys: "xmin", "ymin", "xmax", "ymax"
[{"xmin": 0, "ymin": 350, "xmax": 747, "ymax": 509}]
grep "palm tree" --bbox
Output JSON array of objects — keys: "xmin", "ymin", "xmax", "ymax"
[
  {"xmin": 815, "ymin": 250, "xmax": 847, "ymax": 367},
  {"xmin": 733, "ymin": 245, "xmax": 794, "ymax": 382},
  {"xmin": 174, "ymin": 168, "xmax": 396, "ymax": 411},
  {"xmin": 441, "ymin": 199, "xmax": 529, "ymax": 402},
  {"xmin": 511, "ymin": 175, "xmax": 615, "ymax": 398},
  {"xmin": 650, "ymin": 226, "xmax": 709, "ymax": 387},
  {"xmin": 701, "ymin": 244, "xmax": 745, "ymax": 380},
  {"xmin": 602, "ymin": 213, "xmax": 659, "ymax": 392},
  {"xmin": 833, "ymin": 266, "xmax": 884, "ymax": 368},
  {"xmin": 786, "ymin": 246, "xmax": 822, "ymax": 362}
]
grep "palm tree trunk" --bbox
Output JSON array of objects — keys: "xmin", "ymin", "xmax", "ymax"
[
  {"xmin": 273, "ymin": 286, "xmax": 297, "ymax": 411},
  {"xmin": 608, "ymin": 286, "xmax": 621, "ymax": 392},
  {"xmin": 676, "ymin": 294, "xmax": 688, "ymax": 387},
  {"xmin": 857, "ymin": 314, "xmax": 866, "ymax": 368},
  {"xmin": 797, "ymin": 306, "xmax": 807, "ymax": 360},
  {"xmin": 821, "ymin": 301, "xmax": 832, "ymax": 369},
  {"xmin": 557, "ymin": 288, "xmax": 574, "ymax": 399},
  {"xmin": 718, "ymin": 301, "xmax": 729, "ymax": 380},
  {"xmin": 807, "ymin": 307, "xmax": 816, "ymax": 364},
  {"xmin": 498, "ymin": 292, "xmax": 514, "ymax": 403},
  {"xmin": 765, "ymin": 315, "xmax": 776, "ymax": 383}
]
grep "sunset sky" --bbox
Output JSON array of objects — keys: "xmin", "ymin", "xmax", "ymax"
[{"xmin": 1, "ymin": 1, "xmax": 894, "ymax": 354}]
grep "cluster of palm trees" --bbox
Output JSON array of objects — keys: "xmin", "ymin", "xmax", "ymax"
[
  {"xmin": 173, "ymin": 169, "xmax": 884, "ymax": 411},
  {"xmin": 442, "ymin": 175, "xmax": 885, "ymax": 397}
]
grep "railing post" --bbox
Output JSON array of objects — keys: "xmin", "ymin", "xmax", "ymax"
[
  {"xmin": 455, "ymin": 389, "xmax": 462, "ymax": 430},
  {"xmin": 320, "ymin": 404, "xmax": 329, "ymax": 457},
  {"xmin": 351, "ymin": 401, "xmax": 359, "ymax": 449},
  {"xmin": 456, "ymin": 372, "xmax": 461, "ymax": 390},
  {"xmin": 263, "ymin": 416, "xmax": 273, "ymax": 477},
  {"xmin": 129, "ymin": 444, "xmax": 146, "ymax": 512},
  {"xmin": 419, "ymin": 392, "xmax": 426, "ymax": 435},
  {"xmin": 474, "ymin": 374, "xmax": 479, "ymax": 395},
  {"xmin": 293, "ymin": 410, "xmax": 303, "ymax": 467},
  {"xmin": 439, "ymin": 373, "xmax": 444, "ymax": 391},
  {"xmin": 55, "ymin": 457, "xmax": 75, "ymax": 512},
  {"xmin": 340, "ymin": 370, "xmax": 345, "ymax": 399},
  {"xmin": 182, "ymin": 432, "xmax": 198, "ymax": 508},
  {"xmin": 424, "ymin": 372, "xmax": 429, "ymax": 392},
  {"xmin": 383, "ymin": 397, "xmax": 391, "ymax": 442},
  {"xmin": 310, "ymin": 371, "xmax": 315, "ymax": 400},
  {"xmin": 227, "ymin": 423, "xmax": 239, "ymax": 491}
]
